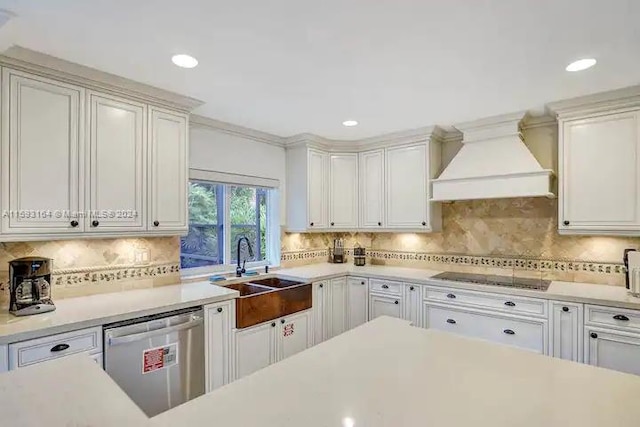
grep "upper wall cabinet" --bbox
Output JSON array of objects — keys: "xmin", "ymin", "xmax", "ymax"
[
  {"xmin": 359, "ymin": 149, "xmax": 385, "ymax": 229},
  {"xmin": 307, "ymin": 148, "xmax": 329, "ymax": 229},
  {"xmin": 329, "ymin": 153, "xmax": 358, "ymax": 229},
  {"xmin": 0, "ymin": 61, "xmax": 196, "ymax": 241},
  {"xmin": 551, "ymin": 88, "xmax": 640, "ymax": 236}
]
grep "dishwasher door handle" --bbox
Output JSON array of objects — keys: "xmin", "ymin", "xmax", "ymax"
[{"xmin": 107, "ymin": 316, "xmax": 203, "ymax": 346}]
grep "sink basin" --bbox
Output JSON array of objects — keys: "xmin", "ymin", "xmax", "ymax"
[
  {"xmin": 223, "ymin": 282, "xmax": 273, "ymax": 297},
  {"xmin": 247, "ymin": 277, "xmax": 303, "ymax": 289}
]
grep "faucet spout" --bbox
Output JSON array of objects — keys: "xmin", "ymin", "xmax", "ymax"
[{"xmin": 236, "ymin": 237, "xmax": 254, "ymax": 277}]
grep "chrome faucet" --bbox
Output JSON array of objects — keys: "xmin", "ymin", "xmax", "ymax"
[{"xmin": 236, "ymin": 236, "xmax": 254, "ymax": 277}]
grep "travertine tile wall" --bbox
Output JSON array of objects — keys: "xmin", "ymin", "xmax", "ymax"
[{"xmin": 281, "ymin": 198, "xmax": 640, "ymax": 285}]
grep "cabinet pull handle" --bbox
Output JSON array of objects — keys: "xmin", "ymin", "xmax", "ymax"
[
  {"xmin": 613, "ymin": 314, "xmax": 630, "ymax": 321},
  {"xmin": 504, "ymin": 301, "xmax": 516, "ymax": 307},
  {"xmin": 446, "ymin": 293, "xmax": 456, "ymax": 299},
  {"xmin": 217, "ymin": 307, "xmax": 223, "ymax": 313},
  {"xmin": 394, "ymin": 300, "xmax": 399, "ymax": 304},
  {"xmin": 50, "ymin": 343, "xmax": 70, "ymax": 352},
  {"xmin": 562, "ymin": 306, "xmax": 569, "ymax": 312},
  {"xmin": 319, "ymin": 284, "xmax": 323, "ymax": 288},
  {"xmin": 281, "ymin": 319, "xmax": 286, "ymax": 324},
  {"xmin": 91, "ymin": 220, "xmax": 99, "ymax": 227},
  {"xmin": 410, "ymin": 286, "xmax": 415, "ymax": 291},
  {"xmin": 361, "ymin": 281, "xmax": 365, "ymax": 285},
  {"xmin": 421, "ymin": 221, "xmax": 426, "ymax": 226},
  {"xmin": 310, "ymin": 222, "xmax": 314, "ymax": 227},
  {"xmin": 590, "ymin": 332, "xmax": 598, "ymax": 339},
  {"xmin": 446, "ymin": 318, "xmax": 456, "ymax": 324},
  {"xmin": 70, "ymin": 220, "xmax": 79, "ymax": 227},
  {"xmin": 378, "ymin": 222, "xmax": 382, "ymax": 226},
  {"xmin": 330, "ymin": 222, "xmax": 335, "ymax": 226},
  {"xmin": 153, "ymin": 220, "xmax": 160, "ymax": 227},
  {"xmin": 563, "ymin": 220, "xmax": 570, "ymax": 226},
  {"xmin": 503, "ymin": 329, "xmax": 515, "ymax": 335},
  {"xmin": 382, "ymin": 284, "xmax": 389, "ymax": 289},
  {"xmin": 271, "ymin": 322, "xmax": 276, "ymax": 327}
]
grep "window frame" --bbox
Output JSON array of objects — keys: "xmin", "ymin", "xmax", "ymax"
[{"xmin": 180, "ymin": 179, "xmax": 280, "ymax": 278}]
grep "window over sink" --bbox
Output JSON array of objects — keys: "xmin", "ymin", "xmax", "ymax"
[{"xmin": 181, "ymin": 178, "xmax": 279, "ymax": 275}]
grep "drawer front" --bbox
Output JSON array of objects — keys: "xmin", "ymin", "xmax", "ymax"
[
  {"xmin": 9, "ymin": 326, "xmax": 102, "ymax": 369},
  {"xmin": 424, "ymin": 304, "xmax": 547, "ymax": 354},
  {"xmin": 369, "ymin": 279, "xmax": 403, "ymax": 296},
  {"xmin": 585, "ymin": 305, "xmax": 640, "ymax": 332},
  {"xmin": 424, "ymin": 286, "xmax": 548, "ymax": 318}
]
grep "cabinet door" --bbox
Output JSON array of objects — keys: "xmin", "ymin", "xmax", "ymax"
[
  {"xmin": 313, "ymin": 282, "xmax": 327, "ymax": 344},
  {"xmin": 148, "ymin": 107, "xmax": 188, "ymax": 232},
  {"xmin": 561, "ymin": 111, "xmax": 640, "ymax": 232},
  {"xmin": 359, "ymin": 149, "xmax": 385, "ymax": 228},
  {"xmin": 328, "ymin": 277, "xmax": 348, "ymax": 339},
  {"xmin": 307, "ymin": 148, "xmax": 328, "ymax": 229},
  {"xmin": 87, "ymin": 92, "xmax": 146, "ymax": 231},
  {"xmin": 0, "ymin": 344, "xmax": 7, "ymax": 373},
  {"xmin": 585, "ymin": 327, "xmax": 640, "ymax": 376},
  {"xmin": 278, "ymin": 310, "xmax": 313, "ymax": 361},
  {"xmin": 550, "ymin": 302, "xmax": 583, "ymax": 362},
  {"xmin": 2, "ymin": 69, "xmax": 84, "ymax": 234},
  {"xmin": 403, "ymin": 284, "xmax": 422, "ymax": 327},
  {"xmin": 347, "ymin": 277, "xmax": 369, "ymax": 329},
  {"xmin": 205, "ymin": 301, "xmax": 233, "ymax": 391},
  {"xmin": 369, "ymin": 293, "xmax": 403, "ymax": 320},
  {"xmin": 386, "ymin": 143, "xmax": 429, "ymax": 229},
  {"xmin": 233, "ymin": 321, "xmax": 276, "ymax": 380},
  {"xmin": 329, "ymin": 153, "xmax": 358, "ymax": 229}
]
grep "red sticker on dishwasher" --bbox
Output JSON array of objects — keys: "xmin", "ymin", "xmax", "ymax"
[{"xmin": 142, "ymin": 343, "xmax": 178, "ymax": 374}]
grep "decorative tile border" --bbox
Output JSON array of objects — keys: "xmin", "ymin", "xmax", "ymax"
[{"xmin": 281, "ymin": 249, "xmax": 626, "ymax": 275}]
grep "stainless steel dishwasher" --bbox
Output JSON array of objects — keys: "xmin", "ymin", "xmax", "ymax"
[{"xmin": 103, "ymin": 307, "xmax": 205, "ymax": 417}]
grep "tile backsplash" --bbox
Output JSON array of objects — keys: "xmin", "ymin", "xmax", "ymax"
[{"xmin": 281, "ymin": 198, "xmax": 640, "ymax": 285}]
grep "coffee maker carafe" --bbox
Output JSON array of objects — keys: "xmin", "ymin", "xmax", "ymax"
[{"xmin": 9, "ymin": 257, "xmax": 55, "ymax": 316}]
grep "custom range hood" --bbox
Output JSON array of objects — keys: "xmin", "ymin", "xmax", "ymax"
[{"xmin": 431, "ymin": 112, "xmax": 555, "ymax": 201}]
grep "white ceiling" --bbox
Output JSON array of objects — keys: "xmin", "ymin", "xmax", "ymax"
[{"xmin": 0, "ymin": 0, "xmax": 638, "ymax": 140}]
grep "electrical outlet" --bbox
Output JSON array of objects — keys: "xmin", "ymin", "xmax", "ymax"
[{"xmin": 134, "ymin": 248, "xmax": 150, "ymax": 265}]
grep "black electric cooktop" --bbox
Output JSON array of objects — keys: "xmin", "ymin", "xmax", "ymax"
[{"xmin": 432, "ymin": 272, "xmax": 551, "ymax": 291}]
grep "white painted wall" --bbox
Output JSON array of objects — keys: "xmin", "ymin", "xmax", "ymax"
[{"xmin": 189, "ymin": 124, "xmax": 287, "ymax": 225}]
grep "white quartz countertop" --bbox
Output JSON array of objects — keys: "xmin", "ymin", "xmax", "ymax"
[
  {"xmin": 0, "ymin": 281, "xmax": 238, "ymax": 344},
  {"xmin": 152, "ymin": 316, "xmax": 640, "ymax": 427}
]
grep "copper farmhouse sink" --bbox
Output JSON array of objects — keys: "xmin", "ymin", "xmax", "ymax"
[{"xmin": 224, "ymin": 278, "xmax": 312, "ymax": 329}]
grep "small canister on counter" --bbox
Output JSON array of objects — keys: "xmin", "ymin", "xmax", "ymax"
[{"xmin": 353, "ymin": 246, "xmax": 366, "ymax": 266}]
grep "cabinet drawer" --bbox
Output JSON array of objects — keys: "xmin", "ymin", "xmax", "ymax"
[
  {"xmin": 424, "ymin": 304, "xmax": 547, "ymax": 354},
  {"xmin": 424, "ymin": 286, "xmax": 548, "ymax": 318},
  {"xmin": 369, "ymin": 279, "xmax": 403, "ymax": 296},
  {"xmin": 585, "ymin": 305, "xmax": 640, "ymax": 332},
  {"xmin": 9, "ymin": 326, "xmax": 102, "ymax": 369}
]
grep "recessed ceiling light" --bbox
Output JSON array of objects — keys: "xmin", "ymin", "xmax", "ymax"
[
  {"xmin": 342, "ymin": 120, "xmax": 358, "ymax": 127},
  {"xmin": 566, "ymin": 58, "xmax": 596, "ymax": 72},
  {"xmin": 171, "ymin": 54, "xmax": 198, "ymax": 69}
]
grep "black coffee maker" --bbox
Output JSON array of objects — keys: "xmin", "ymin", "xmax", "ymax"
[{"xmin": 9, "ymin": 257, "xmax": 55, "ymax": 316}]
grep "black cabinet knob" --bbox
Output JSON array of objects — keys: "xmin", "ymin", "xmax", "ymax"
[
  {"xmin": 410, "ymin": 286, "xmax": 415, "ymax": 291},
  {"xmin": 382, "ymin": 284, "xmax": 389, "ymax": 289},
  {"xmin": 310, "ymin": 222, "xmax": 314, "ymax": 226},
  {"xmin": 590, "ymin": 332, "xmax": 598, "ymax": 339},
  {"xmin": 271, "ymin": 322, "xmax": 276, "ymax": 327},
  {"xmin": 50, "ymin": 343, "xmax": 70, "ymax": 352},
  {"xmin": 217, "ymin": 307, "xmax": 223, "ymax": 313},
  {"xmin": 563, "ymin": 220, "xmax": 570, "ymax": 226},
  {"xmin": 394, "ymin": 300, "xmax": 399, "ymax": 305},
  {"xmin": 330, "ymin": 222, "xmax": 335, "ymax": 226},
  {"xmin": 91, "ymin": 220, "xmax": 99, "ymax": 227},
  {"xmin": 319, "ymin": 284, "xmax": 323, "ymax": 288},
  {"xmin": 613, "ymin": 314, "xmax": 630, "ymax": 321},
  {"xmin": 421, "ymin": 221, "xmax": 426, "ymax": 226},
  {"xmin": 446, "ymin": 318, "xmax": 456, "ymax": 324},
  {"xmin": 70, "ymin": 220, "xmax": 78, "ymax": 227},
  {"xmin": 153, "ymin": 220, "xmax": 160, "ymax": 227},
  {"xmin": 378, "ymin": 222, "xmax": 382, "ymax": 226},
  {"xmin": 361, "ymin": 281, "xmax": 365, "ymax": 285},
  {"xmin": 504, "ymin": 301, "xmax": 516, "ymax": 307},
  {"xmin": 562, "ymin": 306, "xmax": 569, "ymax": 312},
  {"xmin": 281, "ymin": 319, "xmax": 285, "ymax": 324},
  {"xmin": 503, "ymin": 329, "xmax": 515, "ymax": 335},
  {"xmin": 446, "ymin": 293, "xmax": 456, "ymax": 299}
]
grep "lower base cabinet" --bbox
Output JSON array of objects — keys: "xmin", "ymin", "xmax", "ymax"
[
  {"xmin": 369, "ymin": 293, "xmax": 403, "ymax": 319},
  {"xmin": 233, "ymin": 309, "xmax": 312, "ymax": 380},
  {"xmin": 204, "ymin": 300, "xmax": 234, "ymax": 392},
  {"xmin": 328, "ymin": 277, "xmax": 348, "ymax": 339},
  {"xmin": 584, "ymin": 327, "xmax": 640, "ymax": 376},
  {"xmin": 403, "ymin": 284, "xmax": 421, "ymax": 327},
  {"xmin": 347, "ymin": 277, "xmax": 369, "ymax": 329},
  {"xmin": 550, "ymin": 302, "xmax": 583, "ymax": 362},
  {"xmin": 0, "ymin": 344, "xmax": 7, "ymax": 373}
]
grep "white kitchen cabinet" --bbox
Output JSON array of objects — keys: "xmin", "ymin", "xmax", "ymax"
[
  {"xmin": 87, "ymin": 91, "xmax": 146, "ymax": 231},
  {"xmin": 359, "ymin": 149, "xmax": 385, "ymax": 228},
  {"xmin": 1, "ymin": 68, "xmax": 85, "ymax": 234},
  {"xmin": 204, "ymin": 300, "xmax": 234, "ymax": 392},
  {"xmin": 312, "ymin": 281, "xmax": 328, "ymax": 344},
  {"xmin": 347, "ymin": 277, "xmax": 369, "ymax": 329},
  {"xmin": 403, "ymin": 284, "xmax": 422, "ymax": 327},
  {"xmin": 369, "ymin": 293, "xmax": 403, "ymax": 320},
  {"xmin": 0, "ymin": 344, "xmax": 8, "ymax": 373},
  {"xmin": 286, "ymin": 147, "xmax": 329, "ymax": 231},
  {"xmin": 559, "ymin": 110, "xmax": 640, "ymax": 235},
  {"xmin": 328, "ymin": 153, "xmax": 358, "ymax": 229},
  {"xmin": 386, "ymin": 143, "xmax": 440, "ymax": 230},
  {"xmin": 584, "ymin": 326, "xmax": 640, "ymax": 376},
  {"xmin": 233, "ymin": 320, "xmax": 277, "ymax": 380},
  {"xmin": 550, "ymin": 302, "xmax": 583, "ymax": 362},
  {"xmin": 307, "ymin": 148, "xmax": 329, "ymax": 229},
  {"xmin": 277, "ymin": 310, "xmax": 313, "ymax": 360},
  {"xmin": 148, "ymin": 107, "xmax": 188, "ymax": 233},
  {"xmin": 328, "ymin": 277, "xmax": 348, "ymax": 339}
]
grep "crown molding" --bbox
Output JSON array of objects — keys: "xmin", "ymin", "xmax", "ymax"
[
  {"xmin": 547, "ymin": 85, "xmax": 640, "ymax": 119},
  {"xmin": 0, "ymin": 45, "xmax": 204, "ymax": 112},
  {"xmin": 189, "ymin": 114, "xmax": 285, "ymax": 147}
]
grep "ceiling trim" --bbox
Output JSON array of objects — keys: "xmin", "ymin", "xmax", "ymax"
[
  {"xmin": 547, "ymin": 85, "xmax": 640, "ymax": 119},
  {"xmin": 190, "ymin": 114, "xmax": 285, "ymax": 147},
  {"xmin": 0, "ymin": 45, "xmax": 204, "ymax": 112}
]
